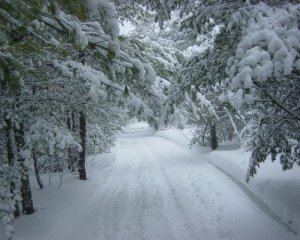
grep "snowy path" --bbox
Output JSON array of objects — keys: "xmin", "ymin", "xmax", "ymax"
[
  {"xmin": 6, "ymin": 123, "xmax": 298, "ymax": 240},
  {"xmin": 53, "ymin": 123, "xmax": 296, "ymax": 240}
]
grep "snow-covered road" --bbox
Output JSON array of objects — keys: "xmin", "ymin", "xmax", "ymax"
[
  {"xmin": 56, "ymin": 123, "xmax": 297, "ymax": 240},
  {"xmin": 5, "ymin": 123, "xmax": 298, "ymax": 240}
]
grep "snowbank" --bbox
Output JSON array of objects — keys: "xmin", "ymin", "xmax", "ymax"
[
  {"xmin": 155, "ymin": 128, "xmax": 191, "ymax": 148},
  {"xmin": 206, "ymin": 149, "xmax": 300, "ymax": 234},
  {"xmin": 156, "ymin": 127, "xmax": 300, "ymax": 234}
]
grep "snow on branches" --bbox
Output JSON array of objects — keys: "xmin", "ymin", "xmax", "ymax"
[{"xmin": 227, "ymin": 2, "xmax": 300, "ymax": 108}]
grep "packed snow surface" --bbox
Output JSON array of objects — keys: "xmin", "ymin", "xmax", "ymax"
[{"xmin": 1, "ymin": 122, "xmax": 298, "ymax": 240}]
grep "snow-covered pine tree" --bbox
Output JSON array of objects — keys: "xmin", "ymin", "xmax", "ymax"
[
  {"xmin": 223, "ymin": 2, "xmax": 300, "ymax": 180},
  {"xmin": 0, "ymin": 0, "xmax": 43, "ymax": 237}
]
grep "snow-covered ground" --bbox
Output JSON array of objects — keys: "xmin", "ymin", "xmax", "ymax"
[
  {"xmin": 1, "ymin": 122, "xmax": 299, "ymax": 240},
  {"xmin": 157, "ymin": 127, "xmax": 300, "ymax": 235}
]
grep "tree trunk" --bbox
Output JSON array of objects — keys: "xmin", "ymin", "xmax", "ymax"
[
  {"xmin": 66, "ymin": 114, "xmax": 72, "ymax": 170},
  {"xmin": 210, "ymin": 122, "xmax": 218, "ymax": 150},
  {"xmin": 78, "ymin": 54, "xmax": 87, "ymax": 179},
  {"xmin": 5, "ymin": 120, "xmax": 20, "ymax": 217},
  {"xmin": 15, "ymin": 124, "xmax": 34, "ymax": 215},
  {"xmin": 72, "ymin": 111, "xmax": 76, "ymax": 131},
  {"xmin": 33, "ymin": 151, "xmax": 43, "ymax": 189},
  {"xmin": 78, "ymin": 112, "xmax": 87, "ymax": 180},
  {"xmin": 20, "ymin": 170, "xmax": 35, "ymax": 214}
]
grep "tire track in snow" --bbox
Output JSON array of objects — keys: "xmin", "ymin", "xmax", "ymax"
[
  {"xmin": 136, "ymin": 139, "xmax": 176, "ymax": 240},
  {"xmin": 140, "ymin": 137, "xmax": 219, "ymax": 240},
  {"xmin": 97, "ymin": 139, "xmax": 146, "ymax": 240},
  {"xmin": 139, "ymin": 137, "xmax": 216, "ymax": 240}
]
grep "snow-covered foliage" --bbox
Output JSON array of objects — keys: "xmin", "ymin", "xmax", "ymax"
[
  {"xmin": 222, "ymin": 2, "xmax": 300, "ymax": 180},
  {"xmin": 27, "ymin": 119, "xmax": 82, "ymax": 157},
  {"xmin": 0, "ymin": 163, "xmax": 22, "ymax": 238},
  {"xmin": 227, "ymin": 2, "xmax": 300, "ymax": 107},
  {"xmin": 116, "ymin": 16, "xmax": 183, "ymax": 127},
  {"xmin": 86, "ymin": 107, "xmax": 128, "ymax": 155},
  {"xmin": 87, "ymin": 0, "xmax": 120, "ymax": 56}
]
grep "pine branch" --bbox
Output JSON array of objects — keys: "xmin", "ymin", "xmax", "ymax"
[{"xmin": 253, "ymin": 81, "xmax": 300, "ymax": 121}]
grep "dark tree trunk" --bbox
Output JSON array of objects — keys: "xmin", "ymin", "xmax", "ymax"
[
  {"xmin": 66, "ymin": 113, "xmax": 72, "ymax": 170},
  {"xmin": 78, "ymin": 112, "xmax": 87, "ymax": 180},
  {"xmin": 33, "ymin": 151, "xmax": 43, "ymax": 189},
  {"xmin": 20, "ymin": 173, "xmax": 35, "ymax": 214},
  {"xmin": 5, "ymin": 120, "xmax": 20, "ymax": 217},
  {"xmin": 66, "ymin": 113, "xmax": 71, "ymax": 130},
  {"xmin": 228, "ymin": 129, "xmax": 233, "ymax": 141},
  {"xmin": 15, "ymin": 124, "xmax": 34, "ymax": 215},
  {"xmin": 210, "ymin": 122, "xmax": 218, "ymax": 150}
]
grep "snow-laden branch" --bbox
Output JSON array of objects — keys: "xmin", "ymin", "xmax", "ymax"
[
  {"xmin": 253, "ymin": 81, "xmax": 300, "ymax": 121},
  {"xmin": 224, "ymin": 107, "xmax": 242, "ymax": 142}
]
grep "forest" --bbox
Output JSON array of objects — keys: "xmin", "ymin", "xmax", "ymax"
[{"xmin": 0, "ymin": 0, "xmax": 299, "ymax": 239}]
